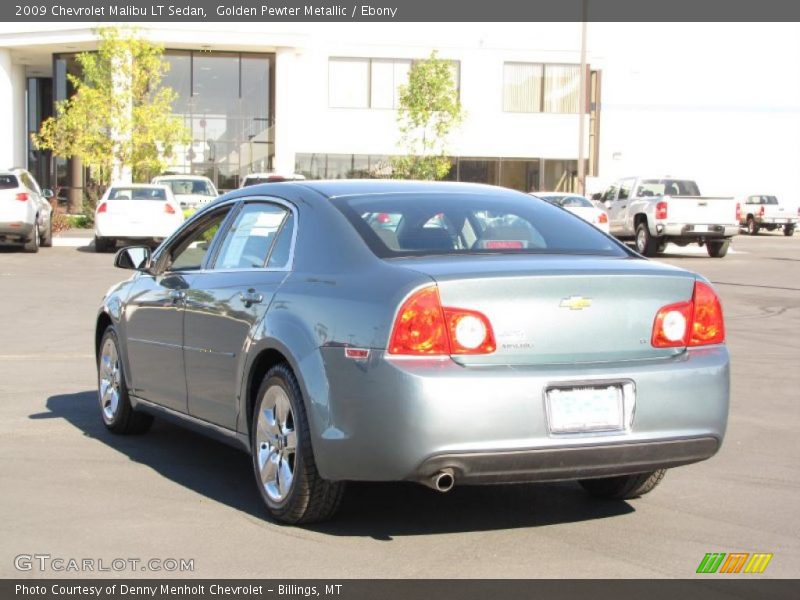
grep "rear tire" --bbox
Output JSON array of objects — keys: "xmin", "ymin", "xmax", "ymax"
[
  {"xmin": 97, "ymin": 326, "xmax": 153, "ymax": 435},
  {"xmin": 784, "ymin": 225, "xmax": 795, "ymax": 237},
  {"xmin": 579, "ymin": 469, "xmax": 667, "ymax": 500},
  {"xmin": 251, "ymin": 364, "xmax": 345, "ymax": 524},
  {"xmin": 706, "ymin": 239, "xmax": 730, "ymax": 258},
  {"xmin": 746, "ymin": 217, "xmax": 759, "ymax": 236},
  {"xmin": 40, "ymin": 218, "xmax": 53, "ymax": 247},
  {"xmin": 23, "ymin": 221, "xmax": 40, "ymax": 253},
  {"xmin": 635, "ymin": 222, "xmax": 659, "ymax": 257},
  {"xmin": 95, "ymin": 236, "xmax": 114, "ymax": 253}
]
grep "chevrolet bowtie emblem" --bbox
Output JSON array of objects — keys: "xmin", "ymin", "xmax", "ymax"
[{"xmin": 559, "ymin": 296, "xmax": 592, "ymax": 310}]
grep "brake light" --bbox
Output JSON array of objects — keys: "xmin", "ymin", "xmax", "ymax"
[
  {"xmin": 96, "ymin": 202, "xmax": 107, "ymax": 214},
  {"xmin": 759, "ymin": 205, "xmax": 765, "ymax": 217},
  {"xmin": 388, "ymin": 286, "xmax": 496, "ymax": 355},
  {"xmin": 165, "ymin": 203, "xmax": 176, "ymax": 214},
  {"xmin": 376, "ymin": 213, "xmax": 391, "ymax": 224},
  {"xmin": 655, "ymin": 201, "xmax": 668, "ymax": 220},
  {"xmin": 598, "ymin": 212, "xmax": 608, "ymax": 224},
  {"xmin": 736, "ymin": 203, "xmax": 742, "ymax": 222},
  {"xmin": 652, "ymin": 281, "xmax": 724, "ymax": 348},
  {"xmin": 485, "ymin": 240, "xmax": 524, "ymax": 249},
  {"xmin": 15, "ymin": 192, "xmax": 28, "ymax": 201}
]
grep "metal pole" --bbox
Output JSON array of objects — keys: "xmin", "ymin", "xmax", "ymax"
[{"xmin": 577, "ymin": 0, "xmax": 588, "ymax": 195}]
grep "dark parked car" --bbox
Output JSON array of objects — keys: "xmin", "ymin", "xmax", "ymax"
[{"xmin": 96, "ymin": 181, "xmax": 729, "ymax": 523}]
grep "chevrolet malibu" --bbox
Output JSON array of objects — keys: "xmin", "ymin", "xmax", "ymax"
[{"xmin": 95, "ymin": 181, "xmax": 729, "ymax": 524}]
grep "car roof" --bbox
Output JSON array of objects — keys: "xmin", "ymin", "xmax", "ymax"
[
  {"xmin": 109, "ymin": 182, "xmax": 169, "ymax": 189},
  {"xmin": 153, "ymin": 175, "xmax": 213, "ymax": 181},
  {"xmin": 284, "ymin": 179, "xmax": 524, "ymax": 199}
]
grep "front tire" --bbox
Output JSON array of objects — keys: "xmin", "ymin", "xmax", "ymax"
[
  {"xmin": 251, "ymin": 364, "xmax": 345, "ymax": 524},
  {"xmin": 579, "ymin": 469, "xmax": 667, "ymax": 500},
  {"xmin": 97, "ymin": 326, "xmax": 153, "ymax": 434},
  {"xmin": 40, "ymin": 218, "xmax": 53, "ymax": 247},
  {"xmin": 635, "ymin": 222, "xmax": 659, "ymax": 257},
  {"xmin": 706, "ymin": 239, "xmax": 730, "ymax": 258}
]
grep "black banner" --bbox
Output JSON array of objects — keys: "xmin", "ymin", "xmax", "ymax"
[
  {"xmin": 3, "ymin": 580, "xmax": 800, "ymax": 600},
  {"xmin": 4, "ymin": 0, "xmax": 800, "ymax": 22}
]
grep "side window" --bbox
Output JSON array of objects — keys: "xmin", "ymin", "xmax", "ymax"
[
  {"xmin": 168, "ymin": 209, "xmax": 231, "ymax": 271},
  {"xmin": 267, "ymin": 212, "xmax": 295, "ymax": 269},
  {"xmin": 602, "ymin": 185, "xmax": 618, "ymax": 202},
  {"xmin": 618, "ymin": 179, "xmax": 633, "ymax": 201},
  {"xmin": 214, "ymin": 203, "xmax": 289, "ymax": 270}
]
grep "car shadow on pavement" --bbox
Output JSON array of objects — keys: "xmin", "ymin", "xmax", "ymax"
[{"xmin": 37, "ymin": 390, "xmax": 635, "ymax": 539}]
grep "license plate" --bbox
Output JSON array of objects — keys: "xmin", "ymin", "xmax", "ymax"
[
  {"xmin": 694, "ymin": 225, "xmax": 709, "ymax": 233},
  {"xmin": 547, "ymin": 385, "xmax": 624, "ymax": 433}
]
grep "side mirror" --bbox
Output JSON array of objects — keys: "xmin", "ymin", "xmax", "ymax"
[
  {"xmin": 42, "ymin": 189, "xmax": 54, "ymax": 199},
  {"xmin": 114, "ymin": 246, "xmax": 152, "ymax": 271}
]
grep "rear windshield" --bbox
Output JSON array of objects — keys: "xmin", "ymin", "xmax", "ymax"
[
  {"xmin": 0, "ymin": 175, "xmax": 19, "ymax": 190},
  {"xmin": 558, "ymin": 196, "xmax": 594, "ymax": 208},
  {"xmin": 636, "ymin": 179, "xmax": 700, "ymax": 197},
  {"xmin": 332, "ymin": 192, "xmax": 628, "ymax": 258},
  {"xmin": 749, "ymin": 195, "xmax": 778, "ymax": 205},
  {"xmin": 108, "ymin": 187, "xmax": 167, "ymax": 201},
  {"xmin": 160, "ymin": 179, "xmax": 215, "ymax": 196}
]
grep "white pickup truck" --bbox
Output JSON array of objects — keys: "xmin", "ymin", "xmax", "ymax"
[
  {"xmin": 738, "ymin": 195, "xmax": 797, "ymax": 236},
  {"xmin": 599, "ymin": 177, "xmax": 739, "ymax": 258}
]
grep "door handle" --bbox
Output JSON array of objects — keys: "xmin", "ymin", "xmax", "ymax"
[
  {"xmin": 169, "ymin": 289, "xmax": 186, "ymax": 303},
  {"xmin": 619, "ymin": 205, "xmax": 626, "ymax": 209},
  {"xmin": 240, "ymin": 289, "xmax": 263, "ymax": 306}
]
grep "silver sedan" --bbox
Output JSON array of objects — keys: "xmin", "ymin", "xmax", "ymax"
[{"xmin": 96, "ymin": 180, "xmax": 729, "ymax": 523}]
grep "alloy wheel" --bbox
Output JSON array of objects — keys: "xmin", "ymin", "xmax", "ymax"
[
  {"xmin": 98, "ymin": 337, "xmax": 121, "ymax": 422},
  {"xmin": 255, "ymin": 386, "xmax": 297, "ymax": 502}
]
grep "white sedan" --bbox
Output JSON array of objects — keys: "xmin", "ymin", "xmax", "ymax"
[
  {"xmin": 151, "ymin": 175, "xmax": 218, "ymax": 209},
  {"xmin": 533, "ymin": 192, "xmax": 610, "ymax": 233},
  {"xmin": 94, "ymin": 184, "xmax": 184, "ymax": 253}
]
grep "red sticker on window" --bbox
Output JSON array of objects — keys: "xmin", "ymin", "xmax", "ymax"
[{"xmin": 485, "ymin": 240, "xmax": 524, "ymax": 249}]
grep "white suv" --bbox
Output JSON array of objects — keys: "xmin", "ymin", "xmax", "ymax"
[{"xmin": 0, "ymin": 168, "xmax": 53, "ymax": 253}]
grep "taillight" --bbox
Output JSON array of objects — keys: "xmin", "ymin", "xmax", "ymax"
[
  {"xmin": 736, "ymin": 203, "xmax": 742, "ymax": 222},
  {"xmin": 96, "ymin": 202, "xmax": 107, "ymax": 214},
  {"xmin": 165, "ymin": 203, "xmax": 176, "ymax": 214},
  {"xmin": 388, "ymin": 285, "xmax": 495, "ymax": 356},
  {"xmin": 655, "ymin": 201, "xmax": 668, "ymax": 220},
  {"xmin": 759, "ymin": 205, "xmax": 765, "ymax": 217},
  {"xmin": 598, "ymin": 212, "xmax": 608, "ymax": 224},
  {"xmin": 652, "ymin": 281, "xmax": 724, "ymax": 348},
  {"xmin": 376, "ymin": 213, "xmax": 391, "ymax": 224},
  {"xmin": 15, "ymin": 192, "xmax": 28, "ymax": 201}
]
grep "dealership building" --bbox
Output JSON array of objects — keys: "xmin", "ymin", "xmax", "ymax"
[{"xmin": 1, "ymin": 22, "xmax": 798, "ymax": 205}]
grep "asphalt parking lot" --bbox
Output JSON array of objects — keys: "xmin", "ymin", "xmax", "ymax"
[{"xmin": 0, "ymin": 233, "xmax": 798, "ymax": 579}]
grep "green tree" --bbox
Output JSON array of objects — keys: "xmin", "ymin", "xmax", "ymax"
[
  {"xmin": 392, "ymin": 51, "xmax": 463, "ymax": 180},
  {"xmin": 32, "ymin": 27, "xmax": 189, "ymax": 211}
]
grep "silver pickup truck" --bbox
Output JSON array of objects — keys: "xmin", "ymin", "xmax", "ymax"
[
  {"xmin": 599, "ymin": 177, "xmax": 739, "ymax": 258},
  {"xmin": 738, "ymin": 195, "xmax": 797, "ymax": 236}
]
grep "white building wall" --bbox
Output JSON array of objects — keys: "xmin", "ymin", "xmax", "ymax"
[{"xmin": 0, "ymin": 48, "xmax": 27, "ymax": 169}]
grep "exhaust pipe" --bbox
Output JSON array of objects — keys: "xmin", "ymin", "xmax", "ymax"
[{"xmin": 422, "ymin": 468, "xmax": 455, "ymax": 493}]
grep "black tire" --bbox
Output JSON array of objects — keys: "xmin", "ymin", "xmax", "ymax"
[
  {"xmin": 635, "ymin": 221, "xmax": 659, "ymax": 257},
  {"xmin": 706, "ymin": 239, "xmax": 730, "ymax": 258},
  {"xmin": 784, "ymin": 225, "xmax": 795, "ymax": 237},
  {"xmin": 251, "ymin": 364, "xmax": 345, "ymax": 524},
  {"xmin": 23, "ymin": 221, "xmax": 40, "ymax": 253},
  {"xmin": 579, "ymin": 469, "xmax": 667, "ymax": 500},
  {"xmin": 746, "ymin": 217, "xmax": 759, "ymax": 236},
  {"xmin": 40, "ymin": 217, "xmax": 53, "ymax": 247},
  {"xmin": 97, "ymin": 326, "xmax": 153, "ymax": 435},
  {"xmin": 95, "ymin": 236, "xmax": 114, "ymax": 253}
]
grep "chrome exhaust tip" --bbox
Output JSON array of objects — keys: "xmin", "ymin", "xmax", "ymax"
[{"xmin": 422, "ymin": 468, "xmax": 455, "ymax": 493}]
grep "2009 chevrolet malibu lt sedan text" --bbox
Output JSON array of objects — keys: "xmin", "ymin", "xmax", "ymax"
[{"xmin": 95, "ymin": 180, "xmax": 729, "ymax": 524}]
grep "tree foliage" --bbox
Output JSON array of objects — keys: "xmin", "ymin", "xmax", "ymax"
[
  {"xmin": 32, "ymin": 27, "xmax": 189, "ymax": 199},
  {"xmin": 392, "ymin": 51, "xmax": 463, "ymax": 180}
]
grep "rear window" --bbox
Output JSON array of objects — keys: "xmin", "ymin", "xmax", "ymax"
[
  {"xmin": 0, "ymin": 175, "xmax": 19, "ymax": 190},
  {"xmin": 750, "ymin": 195, "xmax": 778, "ymax": 205},
  {"xmin": 160, "ymin": 179, "xmax": 215, "ymax": 196},
  {"xmin": 332, "ymin": 192, "xmax": 628, "ymax": 258},
  {"xmin": 108, "ymin": 187, "xmax": 167, "ymax": 201},
  {"xmin": 636, "ymin": 179, "xmax": 700, "ymax": 197},
  {"xmin": 559, "ymin": 196, "xmax": 594, "ymax": 208}
]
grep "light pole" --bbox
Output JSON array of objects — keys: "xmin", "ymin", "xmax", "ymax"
[{"xmin": 577, "ymin": 0, "xmax": 588, "ymax": 196}]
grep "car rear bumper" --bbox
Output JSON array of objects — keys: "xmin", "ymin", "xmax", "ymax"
[
  {"xmin": 658, "ymin": 223, "xmax": 739, "ymax": 238},
  {"xmin": 312, "ymin": 346, "xmax": 729, "ymax": 483},
  {"xmin": 95, "ymin": 219, "xmax": 181, "ymax": 240},
  {"xmin": 757, "ymin": 218, "xmax": 796, "ymax": 226},
  {"xmin": 0, "ymin": 221, "xmax": 35, "ymax": 240}
]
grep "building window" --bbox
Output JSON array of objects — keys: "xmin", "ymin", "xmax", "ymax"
[
  {"xmin": 329, "ymin": 57, "xmax": 458, "ymax": 109},
  {"xmin": 503, "ymin": 62, "xmax": 582, "ymax": 114}
]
